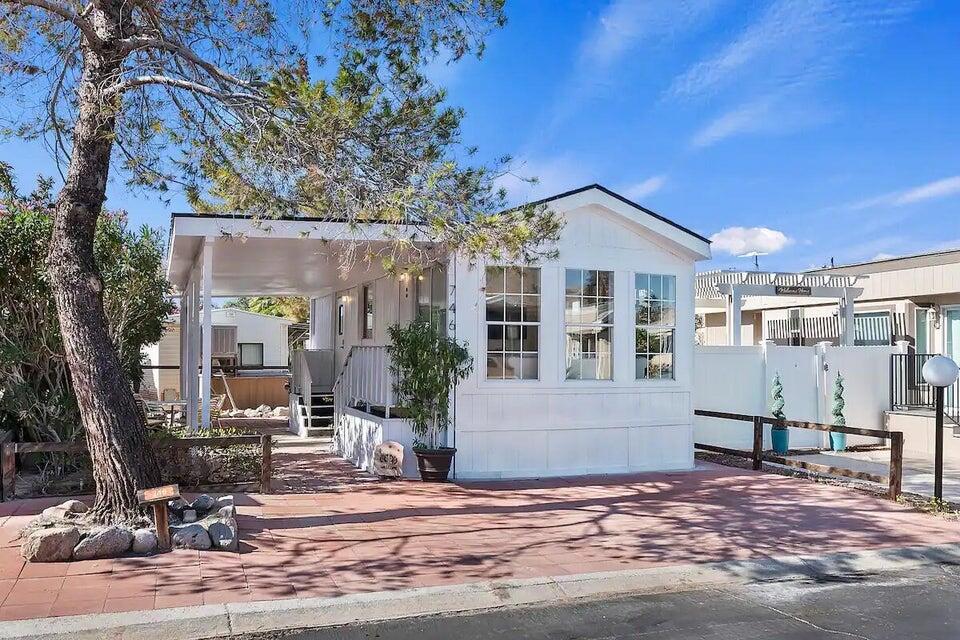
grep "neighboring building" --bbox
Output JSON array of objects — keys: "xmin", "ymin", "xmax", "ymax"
[
  {"xmin": 140, "ymin": 308, "xmax": 293, "ymax": 401},
  {"xmin": 164, "ymin": 184, "xmax": 712, "ymax": 478},
  {"xmin": 696, "ymin": 247, "xmax": 960, "ymax": 361}
]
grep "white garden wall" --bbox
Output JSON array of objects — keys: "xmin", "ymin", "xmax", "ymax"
[
  {"xmin": 335, "ymin": 407, "xmax": 419, "ymax": 478},
  {"xmin": 694, "ymin": 343, "xmax": 900, "ymax": 450}
]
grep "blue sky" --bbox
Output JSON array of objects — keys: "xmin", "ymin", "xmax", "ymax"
[{"xmin": 3, "ymin": 0, "xmax": 959, "ymax": 272}]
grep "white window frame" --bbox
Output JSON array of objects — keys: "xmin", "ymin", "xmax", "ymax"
[
  {"xmin": 484, "ymin": 266, "xmax": 541, "ymax": 381},
  {"xmin": 564, "ymin": 268, "xmax": 614, "ymax": 381},
  {"xmin": 634, "ymin": 272, "xmax": 676, "ymax": 380}
]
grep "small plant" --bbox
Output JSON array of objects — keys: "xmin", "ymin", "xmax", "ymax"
[
  {"xmin": 770, "ymin": 372, "xmax": 789, "ymax": 454},
  {"xmin": 830, "ymin": 372, "xmax": 847, "ymax": 451},
  {"xmin": 771, "ymin": 372, "xmax": 786, "ymax": 422},
  {"xmin": 388, "ymin": 320, "xmax": 473, "ymax": 450}
]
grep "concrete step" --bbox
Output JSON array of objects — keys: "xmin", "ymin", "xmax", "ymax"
[{"xmin": 304, "ymin": 426, "xmax": 334, "ymax": 438}]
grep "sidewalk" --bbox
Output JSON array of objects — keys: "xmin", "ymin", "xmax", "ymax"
[{"xmin": 2, "ymin": 460, "xmax": 959, "ymax": 624}]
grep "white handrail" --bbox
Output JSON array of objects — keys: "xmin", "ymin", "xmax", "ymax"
[{"xmin": 333, "ymin": 345, "xmax": 396, "ymax": 426}]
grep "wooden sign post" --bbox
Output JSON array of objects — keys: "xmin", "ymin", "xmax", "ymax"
[{"xmin": 136, "ymin": 484, "xmax": 180, "ymax": 550}]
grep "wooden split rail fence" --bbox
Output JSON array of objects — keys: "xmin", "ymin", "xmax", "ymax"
[
  {"xmin": 694, "ymin": 409, "xmax": 903, "ymax": 500},
  {"xmin": 1, "ymin": 434, "xmax": 272, "ymax": 502}
]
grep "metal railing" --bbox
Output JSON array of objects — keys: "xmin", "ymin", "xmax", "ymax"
[
  {"xmin": 333, "ymin": 345, "xmax": 397, "ymax": 421},
  {"xmin": 891, "ymin": 353, "xmax": 959, "ymax": 426}
]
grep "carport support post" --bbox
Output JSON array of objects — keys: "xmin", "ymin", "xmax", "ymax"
[
  {"xmin": 199, "ymin": 238, "xmax": 214, "ymax": 431},
  {"xmin": 727, "ymin": 286, "xmax": 742, "ymax": 346},
  {"xmin": 752, "ymin": 416, "xmax": 763, "ymax": 470},
  {"xmin": 840, "ymin": 289, "xmax": 856, "ymax": 346}
]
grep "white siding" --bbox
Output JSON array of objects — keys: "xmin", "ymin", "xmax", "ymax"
[{"xmin": 452, "ymin": 203, "xmax": 699, "ymax": 478}]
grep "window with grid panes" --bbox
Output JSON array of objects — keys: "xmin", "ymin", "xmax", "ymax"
[
  {"xmin": 565, "ymin": 269, "xmax": 613, "ymax": 380},
  {"xmin": 485, "ymin": 266, "xmax": 540, "ymax": 379},
  {"xmin": 635, "ymin": 273, "xmax": 675, "ymax": 379}
]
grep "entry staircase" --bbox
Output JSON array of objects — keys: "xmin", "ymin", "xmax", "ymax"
[{"xmin": 290, "ymin": 349, "xmax": 335, "ymax": 438}]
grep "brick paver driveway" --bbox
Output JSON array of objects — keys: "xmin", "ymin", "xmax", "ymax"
[{"xmin": 1, "ymin": 458, "xmax": 959, "ymax": 622}]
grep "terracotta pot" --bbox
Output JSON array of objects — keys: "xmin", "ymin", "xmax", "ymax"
[{"xmin": 413, "ymin": 447, "xmax": 456, "ymax": 482}]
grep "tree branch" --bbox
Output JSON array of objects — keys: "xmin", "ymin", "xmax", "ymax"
[
  {"xmin": 103, "ymin": 74, "xmax": 256, "ymax": 101},
  {"xmin": 118, "ymin": 35, "xmax": 258, "ymax": 89},
  {"xmin": 1, "ymin": 0, "xmax": 100, "ymax": 46}
]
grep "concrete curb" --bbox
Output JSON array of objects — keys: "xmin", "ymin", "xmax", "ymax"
[{"xmin": 6, "ymin": 542, "xmax": 960, "ymax": 640}]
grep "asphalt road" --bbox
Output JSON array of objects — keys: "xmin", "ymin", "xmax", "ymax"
[{"xmin": 241, "ymin": 564, "xmax": 960, "ymax": 640}]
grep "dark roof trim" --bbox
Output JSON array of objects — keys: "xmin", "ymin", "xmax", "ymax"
[
  {"xmin": 169, "ymin": 183, "xmax": 710, "ymax": 244},
  {"xmin": 521, "ymin": 183, "xmax": 711, "ymax": 244}
]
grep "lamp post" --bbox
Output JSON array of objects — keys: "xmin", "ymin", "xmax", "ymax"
[{"xmin": 921, "ymin": 355, "xmax": 960, "ymax": 502}]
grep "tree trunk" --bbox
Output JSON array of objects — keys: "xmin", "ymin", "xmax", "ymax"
[{"xmin": 46, "ymin": 8, "xmax": 161, "ymax": 523}]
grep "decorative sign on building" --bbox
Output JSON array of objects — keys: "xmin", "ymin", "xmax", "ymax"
[{"xmin": 775, "ymin": 285, "xmax": 813, "ymax": 296}]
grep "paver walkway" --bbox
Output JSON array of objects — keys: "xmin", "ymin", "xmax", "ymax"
[{"xmin": 1, "ymin": 455, "xmax": 960, "ymax": 622}]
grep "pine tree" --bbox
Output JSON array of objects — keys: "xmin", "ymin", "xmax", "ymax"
[
  {"xmin": 771, "ymin": 373, "xmax": 786, "ymax": 422},
  {"xmin": 832, "ymin": 372, "xmax": 846, "ymax": 426}
]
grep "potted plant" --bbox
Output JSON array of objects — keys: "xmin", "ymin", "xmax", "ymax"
[
  {"xmin": 388, "ymin": 320, "xmax": 473, "ymax": 482},
  {"xmin": 771, "ymin": 372, "xmax": 789, "ymax": 454},
  {"xmin": 830, "ymin": 372, "xmax": 847, "ymax": 451}
]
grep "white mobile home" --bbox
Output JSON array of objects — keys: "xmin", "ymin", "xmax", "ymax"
[{"xmin": 164, "ymin": 185, "xmax": 711, "ymax": 478}]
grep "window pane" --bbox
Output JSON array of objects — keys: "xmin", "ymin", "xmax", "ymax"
[
  {"xmin": 565, "ymin": 297, "xmax": 584, "ymax": 324},
  {"xmin": 662, "ymin": 276, "xmax": 676, "ymax": 302},
  {"xmin": 504, "ymin": 295, "xmax": 522, "ymax": 322},
  {"xmin": 485, "ymin": 266, "xmax": 504, "ymax": 293},
  {"xmin": 636, "ymin": 355, "xmax": 649, "ymax": 379},
  {"xmin": 636, "ymin": 328, "xmax": 648, "ymax": 354},
  {"xmin": 635, "ymin": 273, "xmax": 650, "ymax": 301},
  {"xmin": 504, "ymin": 325, "xmax": 522, "ymax": 351},
  {"xmin": 486, "ymin": 354, "xmax": 504, "ymax": 379},
  {"xmin": 650, "ymin": 353, "xmax": 673, "ymax": 379},
  {"xmin": 649, "ymin": 300, "xmax": 662, "ymax": 325},
  {"xmin": 503, "ymin": 353, "xmax": 522, "ymax": 380},
  {"xmin": 660, "ymin": 302, "xmax": 676, "ymax": 326},
  {"xmin": 597, "ymin": 298, "xmax": 613, "ymax": 324},
  {"xmin": 485, "ymin": 294, "xmax": 504, "ymax": 321},
  {"xmin": 521, "ymin": 325, "xmax": 538, "ymax": 351},
  {"xmin": 522, "ymin": 268, "xmax": 540, "ymax": 294},
  {"xmin": 431, "ymin": 266, "xmax": 446, "ymax": 304},
  {"xmin": 654, "ymin": 274, "xmax": 667, "ymax": 300},
  {"xmin": 565, "ymin": 269, "xmax": 582, "ymax": 295},
  {"xmin": 583, "ymin": 270, "xmax": 598, "ymax": 296},
  {"xmin": 505, "ymin": 267, "xmax": 523, "ymax": 294},
  {"xmin": 487, "ymin": 325, "xmax": 503, "ymax": 351},
  {"xmin": 636, "ymin": 299, "xmax": 649, "ymax": 324},
  {"xmin": 597, "ymin": 271, "xmax": 612, "ymax": 297},
  {"xmin": 565, "ymin": 329, "xmax": 583, "ymax": 380},
  {"xmin": 520, "ymin": 355, "xmax": 539, "ymax": 380},
  {"xmin": 522, "ymin": 295, "xmax": 540, "ymax": 322},
  {"xmin": 239, "ymin": 343, "xmax": 263, "ymax": 367}
]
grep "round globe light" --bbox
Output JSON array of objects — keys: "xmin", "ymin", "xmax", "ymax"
[{"xmin": 922, "ymin": 355, "xmax": 960, "ymax": 388}]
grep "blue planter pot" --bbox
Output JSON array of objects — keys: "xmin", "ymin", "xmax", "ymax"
[
  {"xmin": 830, "ymin": 432, "xmax": 847, "ymax": 452},
  {"xmin": 771, "ymin": 428, "xmax": 789, "ymax": 454}
]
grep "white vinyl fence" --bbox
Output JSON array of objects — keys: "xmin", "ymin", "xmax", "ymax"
[{"xmin": 694, "ymin": 342, "xmax": 902, "ymax": 450}]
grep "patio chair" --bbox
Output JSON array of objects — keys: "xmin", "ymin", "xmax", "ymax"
[{"xmin": 133, "ymin": 393, "xmax": 167, "ymax": 429}]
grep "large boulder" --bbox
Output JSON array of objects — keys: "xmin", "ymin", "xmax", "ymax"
[
  {"xmin": 22, "ymin": 526, "xmax": 80, "ymax": 562},
  {"xmin": 207, "ymin": 517, "xmax": 238, "ymax": 552},
  {"xmin": 40, "ymin": 499, "xmax": 88, "ymax": 521},
  {"xmin": 255, "ymin": 404, "xmax": 271, "ymax": 415},
  {"xmin": 170, "ymin": 523, "xmax": 211, "ymax": 550},
  {"xmin": 272, "ymin": 406, "xmax": 289, "ymax": 418},
  {"xmin": 73, "ymin": 526, "xmax": 134, "ymax": 560},
  {"xmin": 190, "ymin": 494, "xmax": 216, "ymax": 514},
  {"xmin": 131, "ymin": 529, "xmax": 159, "ymax": 555}
]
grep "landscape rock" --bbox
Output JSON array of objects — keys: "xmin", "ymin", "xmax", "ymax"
[
  {"xmin": 22, "ymin": 526, "xmax": 80, "ymax": 562},
  {"xmin": 182, "ymin": 509, "xmax": 197, "ymax": 523},
  {"xmin": 167, "ymin": 498, "xmax": 188, "ymax": 515},
  {"xmin": 73, "ymin": 526, "xmax": 133, "ymax": 560},
  {"xmin": 216, "ymin": 495, "xmax": 234, "ymax": 508},
  {"xmin": 207, "ymin": 517, "xmax": 239, "ymax": 552},
  {"xmin": 243, "ymin": 408, "xmax": 259, "ymax": 418},
  {"xmin": 272, "ymin": 406, "xmax": 289, "ymax": 417},
  {"xmin": 255, "ymin": 404, "xmax": 271, "ymax": 414},
  {"xmin": 170, "ymin": 523, "xmax": 211, "ymax": 550},
  {"xmin": 41, "ymin": 499, "xmax": 88, "ymax": 521},
  {"xmin": 131, "ymin": 528, "xmax": 159, "ymax": 555},
  {"xmin": 190, "ymin": 494, "xmax": 216, "ymax": 513}
]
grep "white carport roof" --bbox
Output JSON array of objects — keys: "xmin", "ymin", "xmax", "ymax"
[{"xmin": 166, "ymin": 213, "xmax": 430, "ymax": 296}]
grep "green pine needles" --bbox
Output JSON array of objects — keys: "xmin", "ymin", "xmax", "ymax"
[
  {"xmin": 771, "ymin": 372, "xmax": 786, "ymax": 424},
  {"xmin": 832, "ymin": 372, "xmax": 846, "ymax": 427}
]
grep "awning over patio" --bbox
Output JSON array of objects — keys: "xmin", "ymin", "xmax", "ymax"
[{"xmin": 165, "ymin": 212, "xmax": 428, "ymax": 430}]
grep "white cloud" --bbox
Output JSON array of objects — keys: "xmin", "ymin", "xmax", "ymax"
[
  {"xmin": 623, "ymin": 175, "xmax": 667, "ymax": 201},
  {"xmin": 690, "ymin": 96, "xmax": 831, "ymax": 148},
  {"xmin": 669, "ymin": 0, "xmax": 915, "ymax": 100},
  {"xmin": 847, "ymin": 175, "xmax": 960, "ymax": 210},
  {"xmin": 580, "ymin": 0, "xmax": 724, "ymax": 68},
  {"xmin": 710, "ymin": 226, "xmax": 793, "ymax": 256}
]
